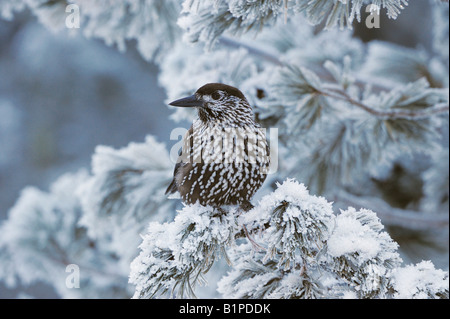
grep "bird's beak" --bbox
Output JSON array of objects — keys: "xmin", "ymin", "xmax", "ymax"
[{"xmin": 169, "ymin": 95, "xmax": 203, "ymax": 108}]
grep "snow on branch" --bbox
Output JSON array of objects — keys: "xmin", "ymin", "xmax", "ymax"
[
  {"xmin": 266, "ymin": 62, "xmax": 448, "ymax": 194},
  {"xmin": 178, "ymin": 0, "xmax": 410, "ymax": 48},
  {"xmin": 241, "ymin": 180, "xmax": 334, "ymax": 270},
  {"xmin": 130, "ymin": 179, "xmax": 449, "ymax": 299},
  {"xmin": 179, "ymin": 0, "xmax": 283, "ymax": 49},
  {"xmin": 0, "ymin": 136, "xmax": 177, "ymax": 298},
  {"xmin": 0, "ymin": 171, "xmax": 131, "ymax": 298},
  {"xmin": 76, "ymin": 0, "xmax": 182, "ymax": 61},
  {"xmin": 77, "ymin": 136, "xmax": 177, "ymax": 269},
  {"xmin": 362, "ymin": 41, "xmax": 448, "ymax": 89},
  {"xmin": 0, "ymin": 0, "xmax": 182, "ymax": 62},
  {"xmin": 391, "ymin": 261, "xmax": 449, "ymax": 299},
  {"xmin": 130, "ymin": 204, "xmax": 238, "ymax": 298},
  {"xmin": 327, "ymin": 207, "xmax": 402, "ymax": 298},
  {"xmin": 335, "ymin": 191, "xmax": 449, "ymax": 231},
  {"xmin": 236, "ymin": 38, "xmax": 449, "ymax": 121}
]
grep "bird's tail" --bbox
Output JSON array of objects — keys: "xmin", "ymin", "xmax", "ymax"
[{"xmin": 165, "ymin": 179, "xmax": 178, "ymax": 195}]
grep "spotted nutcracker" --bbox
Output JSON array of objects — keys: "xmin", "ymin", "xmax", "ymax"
[{"xmin": 165, "ymin": 83, "xmax": 270, "ymax": 212}]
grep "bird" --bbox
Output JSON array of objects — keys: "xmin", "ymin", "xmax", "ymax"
[{"xmin": 165, "ymin": 83, "xmax": 270, "ymax": 212}]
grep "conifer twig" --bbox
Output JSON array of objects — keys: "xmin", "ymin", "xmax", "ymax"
[
  {"xmin": 334, "ymin": 191, "xmax": 449, "ymax": 230},
  {"xmin": 219, "ymin": 36, "xmax": 449, "ymax": 120},
  {"xmin": 320, "ymin": 87, "xmax": 450, "ymax": 119}
]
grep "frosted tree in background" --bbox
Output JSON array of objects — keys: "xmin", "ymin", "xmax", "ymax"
[{"xmin": 0, "ymin": 0, "xmax": 448, "ymax": 299}]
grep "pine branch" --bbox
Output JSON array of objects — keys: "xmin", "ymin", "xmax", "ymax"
[
  {"xmin": 217, "ymin": 179, "xmax": 449, "ymax": 299},
  {"xmin": 334, "ymin": 191, "xmax": 450, "ymax": 230},
  {"xmin": 391, "ymin": 261, "xmax": 449, "ymax": 299},
  {"xmin": 0, "ymin": 171, "xmax": 131, "ymax": 298},
  {"xmin": 180, "ymin": 0, "xmax": 410, "ymax": 47},
  {"xmin": 218, "ymin": 36, "xmax": 284, "ymax": 66},
  {"xmin": 130, "ymin": 205, "xmax": 238, "ymax": 299},
  {"xmin": 217, "ymin": 36, "xmax": 393, "ymax": 95},
  {"xmin": 320, "ymin": 86, "xmax": 450, "ymax": 120},
  {"xmin": 219, "ymin": 36, "xmax": 449, "ymax": 121}
]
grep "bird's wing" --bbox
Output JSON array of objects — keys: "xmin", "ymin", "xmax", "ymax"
[
  {"xmin": 165, "ymin": 162, "xmax": 182, "ymax": 195},
  {"xmin": 165, "ymin": 126, "xmax": 194, "ymax": 195}
]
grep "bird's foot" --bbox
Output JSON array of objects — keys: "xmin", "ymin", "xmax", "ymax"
[{"xmin": 239, "ymin": 201, "xmax": 254, "ymax": 213}]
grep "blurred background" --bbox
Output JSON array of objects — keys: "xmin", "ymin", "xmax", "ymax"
[
  {"xmin": 0, "ymin": 1, "xmax": 442, "ymax": 298},
  {"xmin": 0, "ymin": 11, "xmax": 176, "ymax": 298}
]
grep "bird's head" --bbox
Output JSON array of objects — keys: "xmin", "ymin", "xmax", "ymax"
[{"xmin": 169, "ymin": 83, "xmax": 254, "ymax": 126}]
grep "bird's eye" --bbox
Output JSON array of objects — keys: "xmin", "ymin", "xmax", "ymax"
[{"xmin": 211, "ymin": 92, "xmax": 221, "ymax": 100}]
